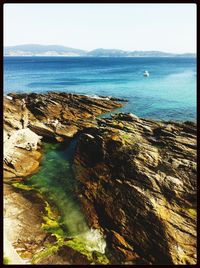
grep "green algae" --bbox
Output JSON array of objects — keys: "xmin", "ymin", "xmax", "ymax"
[
  {"xmin": 24, "ymin": 140, "xmax": 110, "ymax": 264},
  {"xmin": 12, "ymin": 182, "xmax": 34, "ymax": 191},
  {"xmin": 33, "ymin": 200, "xmax": 109, "ymax": 264},
  {"xmin": 65, "ymin": 237, "xmax": 109, "ymax": 264},
  {"xmin": 25, "ymin": 140, "xmax": 88, "ymax": 236},
  {"xmin": 7, "ymin": 140, "xmax": 110, "ymax": 264},
  {"xmin": 121, "ymin": 133, "xmax": 134, "ymax": 145},
  {"xmin": 31, "ymin": 244, "xmax": 59, "ymax": 264},
  {"xmin": 31, "ymin": 236, "xmax": 109, "ymax": 265},
  {"xmin": 34, "ymin": 236, "xmax": 109, "ymax": 265},
  {"xmin": 39, "ymin": 200, "xmax": 110, "ymax": 264},
  {"xmin": 42, "ymin": 201, "xmax": 66, "ymax": 238},
  {"xmin": 3, "ymin": 255, "xmax": 10, "ymax": 264},
  {"xmin": 187, "ymin": 208, "xmax": 197, "ymax": 217}
]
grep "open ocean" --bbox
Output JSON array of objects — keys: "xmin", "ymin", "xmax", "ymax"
[{"xmin": 4, "ymin": 56, "xmax": 196, "ymax": 122}]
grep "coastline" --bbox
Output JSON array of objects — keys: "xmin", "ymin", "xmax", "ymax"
[
  {"xmin": 4, "ymin": 56, "xmax": 196, "ymax": 123},
  {"xmin": 3, "ymin": 92, "xmax": 124, "ymax": 264},
  {"xmin": 3, "ymin": 92, "xmax": 197, "ymax": 265}
]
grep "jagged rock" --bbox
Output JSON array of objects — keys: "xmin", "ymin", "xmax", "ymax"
[
  {"xmin": 4, "ymin": 93, "xmax": 123, "ymax": 177},
  {"xmin": 3, "ymin": 92, "xmax": 125, "ymax": 264},
  {"xmin": 4, "ymin": 92, "xmax": 196, "ymax": 265},
  {"xmin": 4, "ymin": 92, "xmax": 123, "ymax": 142},
  {"xmin": 74, "ymin": 114, "xmax": 197, "ymax": 265},
  {"xmin": 28, "ymin": 122, "xmax": 58, "ymax": 141},
  {"xmin": 112, "ymin": 112, "xmax": 140, "ymax": 122}
]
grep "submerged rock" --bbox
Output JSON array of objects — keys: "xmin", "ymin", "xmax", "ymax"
[{"xmin": 74, "ymin": 115, "xmax": 197, "ymax": 265}]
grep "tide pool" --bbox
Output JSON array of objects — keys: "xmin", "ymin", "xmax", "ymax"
[{"xmin": 20, "ymin": 140, "xmax": 108, "ymax": 263}]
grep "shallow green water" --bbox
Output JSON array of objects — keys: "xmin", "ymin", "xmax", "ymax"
[
  {"xmin": 26, "ymin": 139, "xmax": 89, "ymax": 236},
  {"xmin": 15, "ymin": 139, "xmax": 109, "ymax": 263}
]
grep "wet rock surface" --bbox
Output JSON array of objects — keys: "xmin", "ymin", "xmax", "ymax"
[
  {"xmin": 74, "ymin": 115, "xmax": 197, "ymax": 265},
  {"xmin": 3, "ymin": 92, "xmax": 124, "ymax": 264},
  {"xmin": 4, "ymin": 183, "xmax": 90, "ymax": 265},
  {"xmin": 4, "ymin": 93, "xmax": 197, "ymax": 265},
  {"xmin": 3, "ymin": 184, "xmax": 49, "ymax": 263},
  {"xmin": 36, "ymin": 245, "xmax": 90, "ymax": 265},
  {"xmin": 4, "ymin": 92, "xmax": 123, "ymax": 178}
]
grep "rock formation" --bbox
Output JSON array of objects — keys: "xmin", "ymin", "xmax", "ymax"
[
  {"xmin": 3, "ymin": 93, "xmax": 197, "ymax": 265},
  {"xmin": 74, "ymin": 113, "xmax": 197, "ymax": 265},
  {"xmin": 4, "ymin": 92, "xmax": 123, "ymax": 178},
  {"xmin": 3, "ymin": 92, "xmax": 125, "ymax": 264}
]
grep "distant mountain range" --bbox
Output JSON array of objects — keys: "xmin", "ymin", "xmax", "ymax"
[{"xmin": 4, "ymin": 44, "xmax": 196, "ymax": 57}]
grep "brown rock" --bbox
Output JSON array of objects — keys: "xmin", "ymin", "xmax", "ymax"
[
  {"xmin": 74, "ymin": 114, "xmax": 197, "ymax": 265},
  {"xmin": 3, "ymin": 92, "xmax": 125, "ymax": 264}
]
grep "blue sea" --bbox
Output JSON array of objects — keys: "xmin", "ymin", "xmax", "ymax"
[{"xmin": 4, "ymin": 56, "xmax": 196, "ymax": 122}]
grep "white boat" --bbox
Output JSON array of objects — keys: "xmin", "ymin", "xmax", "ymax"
[{"xmin": 143, "ymin": 70, "xmax": 150, "ymax": 77}]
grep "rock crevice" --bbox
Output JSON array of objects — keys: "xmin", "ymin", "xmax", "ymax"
[
  {"xmin": 3, "ymin": 94, "xmax": 196, "ymax": 265},
  {"xmin": 74, "ymin": 115, "xmax": 197, "ymax": 265}
]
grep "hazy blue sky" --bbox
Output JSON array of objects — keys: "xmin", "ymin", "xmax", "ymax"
[{"xmin": 4, "ymin": 4, "xmax": 196, "ymax": 53}]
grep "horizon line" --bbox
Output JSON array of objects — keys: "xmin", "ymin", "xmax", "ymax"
[{"xmin": 4, "ymin": 43, "xmax": 196, "ymax": 54}]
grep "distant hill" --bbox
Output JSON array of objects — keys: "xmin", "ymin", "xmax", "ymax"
[
  {"xmin": 87, "ymin": 49, "xmax": 195, "ymax": 57},
  {"xmin": 4, "ymin": 44, "xmax": 87, "ymax": 56},
  {"xmin": 87, "ymin": 48, "xmax": 128, "ymax": 57},
  {"xmin": 4, "ymin": 44, "xmax": 196, "ymax": 57}
]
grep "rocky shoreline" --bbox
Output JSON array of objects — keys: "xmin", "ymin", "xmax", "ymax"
[
  {"xmin": 74, "ymin": 114, "xmax": 197, "ymax": 264},
  {"xmin": 3, "ymin": 92, "xmax": 196, "ymax": 264}
]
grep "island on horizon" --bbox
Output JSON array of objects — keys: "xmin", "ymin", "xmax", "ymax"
[
  {"xmin": 4, "ymin": 44, "xmax": 196, "ymax": 57},
  {"xmin": 3, "ymin": 3, "xmax": 196, "ymax": 266}
]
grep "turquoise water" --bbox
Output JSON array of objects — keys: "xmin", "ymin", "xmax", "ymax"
[
  {"xmin": 21, "ymin": 141, "xmax": 108, "ymax": 260},
  {"xmin": 4, "ymin": 56, "xmax": 196, "ymax": 121},
  {"xmin": 5, "ymin": 56, "xmax": 196, "ymax": 262},
  {"xmin": 25, "ymin": 140, "xmax": 89, "ymax": 236}
]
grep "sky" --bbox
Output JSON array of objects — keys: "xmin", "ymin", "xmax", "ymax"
[{"xmin": 4, "ymin": 3, "xmax": 196, "ymax": 53}]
